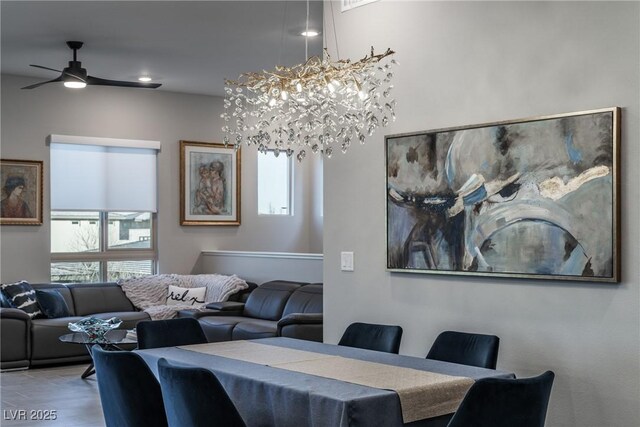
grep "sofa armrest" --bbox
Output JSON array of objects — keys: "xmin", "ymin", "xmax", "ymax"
[
  {"xmin": 0, "ymin": 307, "xmax": 32, "ymax": 321},
  {"xmin": 277, "ymin": 313, "xmax": 323, "ymax": 342},
  {"xmin": 1, "ymin": 308, "xmax": 31, "ymax": 369},
  {"xmin": 206, "ymin": 301, "xmax": 245, "ymax": 311},
  {"xmin": 177, "ymin": 308, "xmax": 241, "ymax": 318},
  {"xmin": 277, "ymin": 313, "xmax": 323, "ymax": 328}
]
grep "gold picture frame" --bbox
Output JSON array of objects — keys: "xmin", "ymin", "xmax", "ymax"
[
  {"xmin": 180, "ymin": 141, "xmax": 241, "ymax": 226},
  {"xmin": 386, "ymin": 107, "xmax": 620, "ymax": 282},
  {"xmin": 0, "ymin": 159, "xmax": 44, "ymax": 225}
]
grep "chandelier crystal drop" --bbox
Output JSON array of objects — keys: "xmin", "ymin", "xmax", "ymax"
[{"xmin": 221, "ymin": 47, "xmax": 397, "ymax": 161}]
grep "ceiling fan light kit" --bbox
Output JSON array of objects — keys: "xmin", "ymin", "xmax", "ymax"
[
  {"xmin": 63, "ymin": 81, "xmax": 86, "ymax": 89},
  {"xmin": 22, "ymin": 41, "xmax": 162, "ymax": 90}
]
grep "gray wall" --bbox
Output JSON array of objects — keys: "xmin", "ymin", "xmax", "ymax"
[
  {"xmin": 0, "ymin": 74, "xmax": 322, "ymax": 282},
  {"xmin": 200, "ymin": 250, "xmax": 323, "ymax": 284},
  {"xmin": 322, "ymin": 2, "xmax": 639, "ymax": 427}
]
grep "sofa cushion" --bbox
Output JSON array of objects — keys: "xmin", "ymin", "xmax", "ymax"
[
  {"xmin": 282, "ymin": 284, "xmax": 323, "ymax": 317},
  {"xmin": 198, "ymin": 316, "xmax": 247, "ymax": 342},
  {"xmin": 198, "ymin": 316, "xmax": 247, "ymax": 328},
  {"xmin": 31, "ymin": 316, "xmax": 89, "ymax": 360},
  {"xmin": 232, "ymin": 319, "xmax": 278, "ymax": 340},
  {"xmin": 36, "ymin": 290, "xmax": 71, "ymax": 318},
  {"xmin": 0, "ymin": 281, "xmax": 42, "ymax": 319},
  {"xmin": 279, "ymin": 323, "xmax": 323, "ymax": 342},
  {"xmin": 68, "ymin": 283, "xmax": 135, "ymax": 316},
  {"xmin": 243, "ymin": 281, "xmax": 303, "ymax": 321},
  {"xmin": 30, "ymin": 312, "xmax": 150, "ymax": 361}
]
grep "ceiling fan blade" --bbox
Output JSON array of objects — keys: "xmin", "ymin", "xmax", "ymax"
[
  {"xmin": 86, "ymin": 75, "xmax": 161, "ymax": 89},
  {"xmin": 21, "ymin": 76, "xmax": 63, "ymax": 90},
  {"xmin": 30, "ymin": 64, "xmax": 63, "ymax": 73}
]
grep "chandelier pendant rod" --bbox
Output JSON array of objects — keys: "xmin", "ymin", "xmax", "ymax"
[{"xmin": 305, "ymin": 0, "xmax": 310, "ymax": 61}]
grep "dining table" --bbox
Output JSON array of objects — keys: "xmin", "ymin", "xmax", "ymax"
[{"xmin": 135, "ymin": 337, "xmax": 514, "ymax": 427}]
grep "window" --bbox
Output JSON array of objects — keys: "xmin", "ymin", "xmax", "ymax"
[
  {"xmin": 48, "ymin": 135, "xmax": 159, "ymax": 282},
  {"xmin": 258, "ymin": 151, "xmax": 292, "ymax": 215},
  {"xmin": 50, "ymin": 211, "xmax": 155, "ymax": 282}
]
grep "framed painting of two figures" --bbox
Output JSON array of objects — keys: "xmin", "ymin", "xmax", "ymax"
[{"xmin": 180, "ymin": 141, "xmax": 240, "ymax": 226}]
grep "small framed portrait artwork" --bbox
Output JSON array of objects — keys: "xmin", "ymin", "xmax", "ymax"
[{"xmin": 0, "ymin": 159, "xmax": 43, "ymax": 225}]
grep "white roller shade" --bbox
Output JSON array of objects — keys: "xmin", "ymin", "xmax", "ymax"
[{"xmin": 50, "ymin": 136, "xmax": 159, "ymax": 212}]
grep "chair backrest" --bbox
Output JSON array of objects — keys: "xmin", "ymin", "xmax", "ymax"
[
  {"xmin": 338, "ymin": 322, "xmax": 403, "ymax": 354},
  {"xmin": 282, "ymin": 284, "xmax": 323, "ymax": 317},
  {"xmin": 67, "ymin": 282, "xmax": 135, "ymax": 316},
  {"xmin": 242, "ymin": 281, "xmax": 303, "ymax": 320},
  {"xmin": 426, "ymin": 331, "xmax": 500, "ymax": 369},
  {"xmin": 92, "ymin": 347, "xmax": 168, "ymax": 427},
  {"xmin": 447, "ymin": 371, "xmax": 555, "ymax": 427},
  {"xmin": 158, "ymin": 358, "xmax": 246, "ymax": 427},
  {"xmin": 228, "ymin": 281, "xmax": 258, "ymax": 303},
  {"xmin": 137, "ymin": 318, "xmax": 207, "ymax": 350}
]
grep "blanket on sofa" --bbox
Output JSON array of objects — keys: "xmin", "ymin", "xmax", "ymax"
[{"xmin": 118, "ymin": 274, "xmax": 248, "ymax": 320}]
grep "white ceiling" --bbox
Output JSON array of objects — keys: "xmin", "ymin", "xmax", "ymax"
[{"xmin": 0, "ymin": 1, "xmax": 324, "ymax": 96}]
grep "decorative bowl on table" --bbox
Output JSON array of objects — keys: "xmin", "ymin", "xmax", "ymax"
[{"xmin": 68, "ymin": 317, "xmax": 123, "ymax": 343}]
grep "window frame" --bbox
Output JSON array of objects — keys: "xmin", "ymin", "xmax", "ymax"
[
  {"xmin": 257, "ymin": 150, "xmax": 294, "ymax": 216},
  {"xmin": 50, "ymin": 210, "xmax": 157, "ymax": 282}
]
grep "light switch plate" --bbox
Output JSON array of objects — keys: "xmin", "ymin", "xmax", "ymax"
[{"xmin": 341, "ymin": 251, "xmax": 354, "ymax": 271}]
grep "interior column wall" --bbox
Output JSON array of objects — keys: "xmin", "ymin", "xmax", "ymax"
[{"xmin": 322, "ymin": 2, "xmax": 639, "ymax": 427}]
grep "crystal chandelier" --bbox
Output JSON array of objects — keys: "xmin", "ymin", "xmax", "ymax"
[{"xmin": 221, "ymin": 45, "xmax": 397, "ymax": 161}]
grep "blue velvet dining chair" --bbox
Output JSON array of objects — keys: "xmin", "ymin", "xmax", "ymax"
[
  {"xmin": 157, "ymin": 358, "xmax": 246, "ymax": 427},
  {"xmin": 426, "ymin": 330, "xmax": 500, "ymax": 369},
  {"xmin": 92, "ymin": 347, "xmax": 168, "ymax": 427},
  {"xmin": 137, "ymin": 318, "xmax": 207, "ymax": 350},
  {"xmin": 447, "ymin": 370, "xmax": 555, "ymax": 427},
  {"xmin": 338, "ymin": 322, "xmax": 403, "ymax": 354}
]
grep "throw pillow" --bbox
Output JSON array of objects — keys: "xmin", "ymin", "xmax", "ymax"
[
  {"xmin": 36, "ymin": 290, "xmax": 71, "ymax": 318},
  {"xmin": 0, "ymin": 280, "xmax": 42, "ymax": 319},
  {"xmin": 166, "ymin": 285, "xmax": 206, "ymax": 306},
  {"xmin": 0, "ymin": 291, "xmax": 11, "ymax": 308}
]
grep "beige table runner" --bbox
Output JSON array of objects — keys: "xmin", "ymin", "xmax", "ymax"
[
  {"xmin": 179, "ymin": 341, "xmax": 474, "ymax": 423},
  {"xmin": 179, "ymin": 341, "xmax": 336, "ymax": 365}
]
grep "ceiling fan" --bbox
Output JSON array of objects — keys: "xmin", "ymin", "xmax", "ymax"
[{"xmin": 22, "ymin": 41, "xmax": 162, "ymax": 90}]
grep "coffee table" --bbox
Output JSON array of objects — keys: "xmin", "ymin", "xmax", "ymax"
[{"xmin": 59, "ymin": 330, "xmax": 137, "ymax": 379}]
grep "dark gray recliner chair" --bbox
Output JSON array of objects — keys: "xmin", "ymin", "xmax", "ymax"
[
  {"xmin": 194, "ymin": 281, "xmax": 304, "ymax": 342},
  {"xmin": 182, "ymin": 281, "xmax": 323, "ymax": 342},
  {"xmin": 277, "ymin": 284, "xmax": 323, "ymax": 342}
]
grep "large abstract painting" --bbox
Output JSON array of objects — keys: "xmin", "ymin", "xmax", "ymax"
[{"xmin": 386, "ymin": 108, "xmax": 620, "ymax": 282}]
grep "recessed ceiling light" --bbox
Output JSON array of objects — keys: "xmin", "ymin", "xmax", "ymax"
[
  {"xmin": 301, "ymin": 30, "xmax": 319, "ymax": 37},
  {"xmin": 138, "ymin": 76, "xmax": 152, "ymax": 82}
]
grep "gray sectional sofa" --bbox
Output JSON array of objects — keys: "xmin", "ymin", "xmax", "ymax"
[
  {"xmin": 0, "ymin": 283, "xmax": 150, "ymax": 370},
  {"xmin": 0, "ymin": 279, "xmax": 322, "ymax": 370},
  {"xmin": 178, "ymin": 280, "xmax": 323, "ymax": 342}
]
